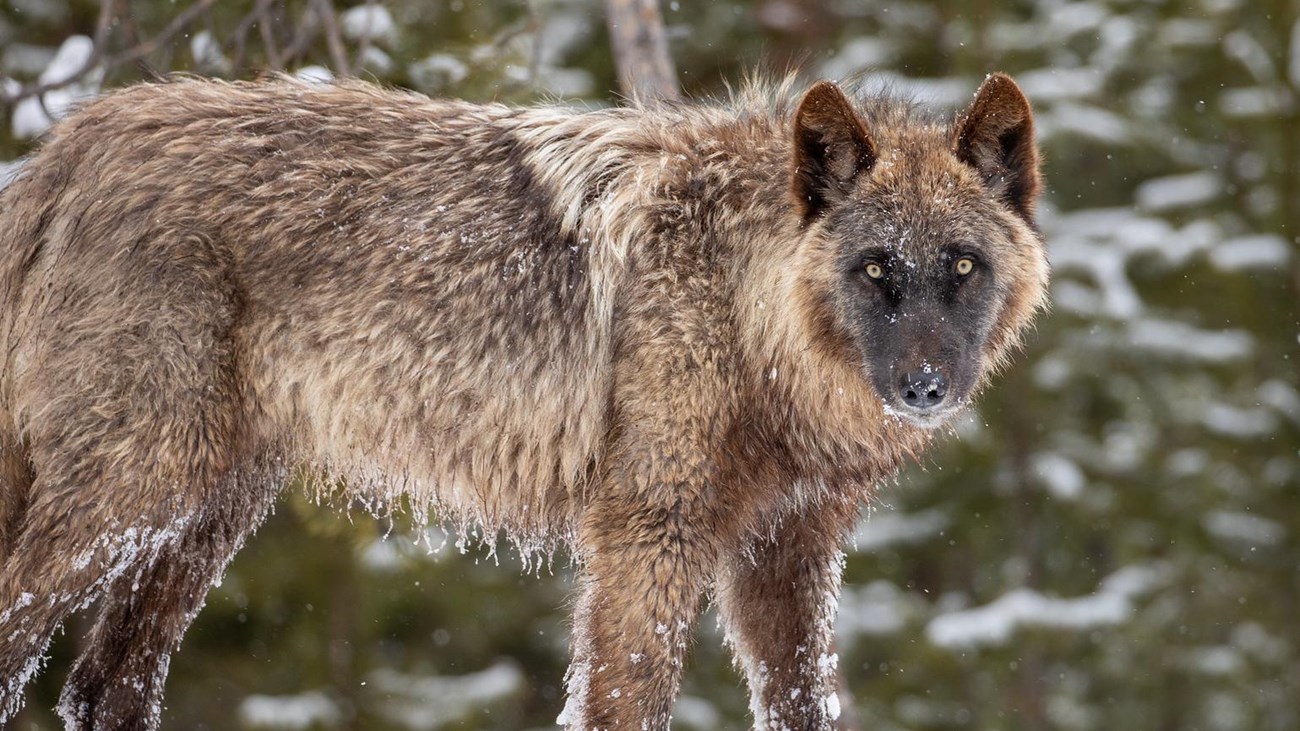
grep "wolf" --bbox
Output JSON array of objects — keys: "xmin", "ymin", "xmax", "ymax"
[{"xmin": 0, "ymin": 71, "xmax": 1047, "ymax": 729}]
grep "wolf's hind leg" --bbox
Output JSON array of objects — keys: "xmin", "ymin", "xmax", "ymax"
[
  {"xmin": 0, "ymin": 436, "xmax": 34, "ymax": 564},
  {"xmin": 0, "ymin": 388, "xmax": 257, "ymax": 726},
  {"xmin": 0, "ymin": 467, "xmax": 205, "ymax": 725},
  {"xmin": 57, "ymin": 459, "xmax": 281, "ymax": 731},
  {"xmin": 0, "ymin": 234, "xmax": 247, "ymax": 725}
]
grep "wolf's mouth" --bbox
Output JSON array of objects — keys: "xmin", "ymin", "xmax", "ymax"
[{"xmin": 879, "ymin": 399, "xmax": 965, "ymax": 430}]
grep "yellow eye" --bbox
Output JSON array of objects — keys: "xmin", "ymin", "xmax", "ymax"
[
  {"xmin": 865, "ymin": 262, "xmax": 884, "ymax": 279},
  {"xmin": 955, "ymin": 257, "xmax": 974, "ymax": 276}
]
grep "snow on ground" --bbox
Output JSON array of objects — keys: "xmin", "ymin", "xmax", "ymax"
[
  {"xmin": 1123, "ymin": 319, "xmax": 1254, "ymax": 363},
  {"xmin": 926, "ymin": 587, "xmax": 1130, "ymax": 649},
  {"xmin": 240, "ymin": 691, "xmax": 343, "ymax": 730},
  {"xmin": 342, "ymin": 4, "xmax": 398, "ymax": 45},
  {"xmin": 1037, "ymin": 102, "xmax": 1131, "ymax": 143},
  {"xmin": 925, "ymin": 563, "xmax": 1168, "ymax": 650},
  {"xmin": 367, "ymin": 661, "xmax": 523, "ymax": 729},
  {"xmin": 1202, "ymin": 510, "xmax": 1286, "ymax": 548},
  {"xmin": 1208, "ymin": 234, "xmax": 1291, "ymax": 271},
  {"xmin": 851, "ymin": 508, "xmax": 950, "ymax": 553},
  {"xmin": 837, "ymin": 580, "xmax": 914, "ymax": 649},
  {"xmin": 1135, "ymin": 172, "xmax": 1222, "ymax": 212},
  {"xmin": 1031, "ymin": 452, "xmax": 1088, "ymax": 500},
  {"xmin": 673, "ymin": 695, "xmax": 724, "ymax": 730},
  {"xmin": 409, "ymin": 54, "xmax": 471, "ymax": 93},
  {"xmin": 294, "ymin": 65, "xmax": 335, "ymax": 83}
]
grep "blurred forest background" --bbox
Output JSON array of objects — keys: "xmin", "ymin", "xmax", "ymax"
[{"xmin": 2, "ymin": 0, "xmax": 1298, "ymax": 729}]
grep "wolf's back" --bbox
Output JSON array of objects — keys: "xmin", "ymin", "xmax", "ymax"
[{"xmin": 0, "ymin": 78, "xmax": 660, "ymax": 543}]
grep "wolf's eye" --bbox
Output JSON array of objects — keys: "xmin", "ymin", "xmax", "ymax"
[
  {"xmin": 955, "ymin": 257, "xmax": 975, "ymax": 276},
  {"xmin": 865, "ymin": 262, "xmax": 885, "ymax": 280}
]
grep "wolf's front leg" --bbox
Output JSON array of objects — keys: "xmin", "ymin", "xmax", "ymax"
[
  {"xmin": 560, "ymin": 457, "xmax": 722, "ymax": 730},
  {"xmin": 716, "ymin": 499, "xmax": 858, "ymax": 731}
]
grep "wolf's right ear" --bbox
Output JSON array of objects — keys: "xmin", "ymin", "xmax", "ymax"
[{"xmin": 792, "ymin": 81, "xmax": 876, "ymax": 221}]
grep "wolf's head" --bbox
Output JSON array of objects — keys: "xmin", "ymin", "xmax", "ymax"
[{"xmin": 790, "ymin": 74, "xmax": 1049, "ymax": 429}]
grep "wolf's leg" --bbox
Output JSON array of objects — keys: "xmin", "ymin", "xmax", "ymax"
[
  {"xmin": 563, "ymin": 486, "xmax": 720, "ymax": 731},
  {"xmin": 715, "ymin": 499, "xmax": 857, "ymax": 731},
  {"xmin": 561, "ymin": 390, "xmax": 734, "ymax": 729},
  {"xmin": 0, "ymin": 466, "xmax": 207, "ymax": 725},
  {"xmin": 0, "ymin": 237, "xmax": 244, "ymax": 725},
  {"xmin": 556, "ymin": 250, "xmax": 742, "ymax": 730},
  {"xmin": 0, "ymin": 405, "xmax": 249, "ymax": 726},
  {"xmin": 57, "ymin": 459, "xmax": 280, "ymax": 731}
]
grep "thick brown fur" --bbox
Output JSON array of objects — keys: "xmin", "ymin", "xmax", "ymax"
[{"xmin": 0, "ymin": 73, "xmax": 1047, "ymax": 730}]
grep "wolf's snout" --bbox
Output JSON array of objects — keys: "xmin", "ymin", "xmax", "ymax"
[{"xmin": 899, "ymin": 371, "xmax": 949, "ymax": 410}]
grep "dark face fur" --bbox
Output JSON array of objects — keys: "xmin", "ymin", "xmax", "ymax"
[{"xmin": 792, "ymin": 75, "xmax": 1043, "ymax": 428}]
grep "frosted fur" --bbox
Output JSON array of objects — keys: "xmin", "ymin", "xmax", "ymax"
[{"xmin": 0, "ymin": 74, "xmax": 1047, "ymax": 729}]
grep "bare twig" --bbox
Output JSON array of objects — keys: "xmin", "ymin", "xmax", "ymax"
[
  {"xmin": 352, "ymin": 0, "xmax": 378, "ymax": 75},
  {"xmin": 113, "ymin": 0, "xmax": 222, "ymax": 68},
  {"xmin": 93, "ymin": 0, "xmax": 118, "ymax": 46},
  {"xmin": 491, "ymin": 8, "xmax": 540, "ymax": 51},
  {"xmin": 488, "ymin": 1, "xmax": 544, "ymax": 92},
  {"xmin": 228, "ymin": 4, "xmax": 259, "ymax": 74},
  {"xmin": 257, "ymin": 0, "xmax": 285, "ymax": 71},
  {"xmin": 1, "ymin": 0, "xmax": 222, "ymax": 106},
  {"xmin": 313, "ymin": 0, "xmax": 352, "ymax": 76},
  {"xmin": 117, "ymin": 2, "xmax": 162, "ymax": 82},
  {"xmin": 281, "ymin": 3, "xmax": 324, "ymax": 70},
  {"xmin": 117, "ymin": 0, "xmax": 142, "ymax": 50},
  {"xmin": 228, "ymin": 0, "xmax": 300, "ymax": 74},
  {"xmin": 1, "ymin": 0, "xmax": 116, "ymax": 105},
  {"xmin": 525, "ymin": 0, "xmax": 544, "ymax": 89}
]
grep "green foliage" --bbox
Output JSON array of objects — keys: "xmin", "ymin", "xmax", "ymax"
[{"xmin": 4, "ymin": 1, "xmax": 1296, "ymax": 729}]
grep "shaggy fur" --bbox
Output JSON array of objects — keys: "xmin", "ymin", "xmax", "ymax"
[{"xmin": 0, "ymin": 73, "xmax": 1047, "ymax": 730}]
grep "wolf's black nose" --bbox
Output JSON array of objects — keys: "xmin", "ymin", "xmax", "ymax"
[{"xmin": 900, "ymin": 371, "xmax": 948, "ymax": 409}]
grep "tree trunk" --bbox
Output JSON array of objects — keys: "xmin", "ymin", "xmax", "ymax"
[{"xmin": 603, "ymin": 0, "xmax": 681, "ymax": 102}]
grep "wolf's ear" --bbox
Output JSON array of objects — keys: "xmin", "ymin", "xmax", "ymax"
[
  {"xmin": 792, "ymin": 81, "xmax": 876, "ymax": 221},
  {"xmin": 953, "ymin": 73, "xmax": 1041, "ymax": 220}
]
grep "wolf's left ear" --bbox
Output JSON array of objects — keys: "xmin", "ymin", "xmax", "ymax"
[
  {"xmin": 792, "ymin": 81, "xmax": 876, "ymax": 221},
  {"xmin": 953, "ymin": 73, "xmax": 1041, "ymax": 220}
]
